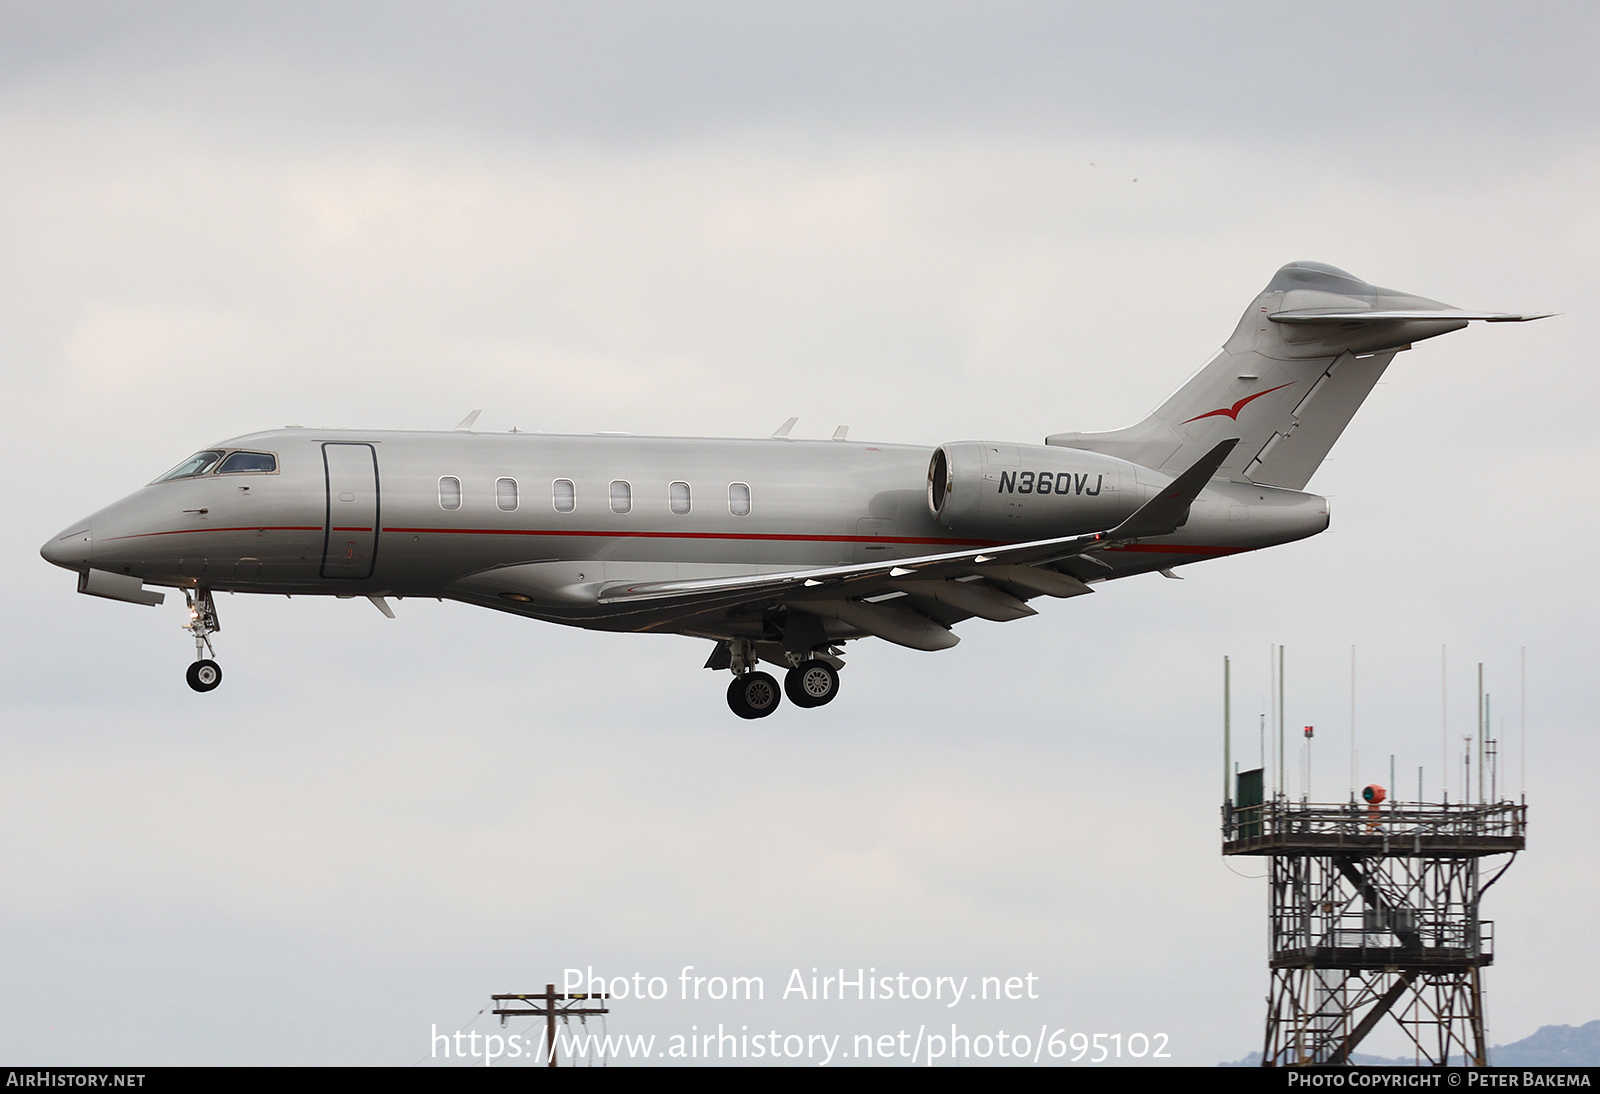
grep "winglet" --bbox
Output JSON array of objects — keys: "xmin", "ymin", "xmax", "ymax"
[{"xmin": 1109, "ymin": 438, "xmax": 1239, "ymax": 540}]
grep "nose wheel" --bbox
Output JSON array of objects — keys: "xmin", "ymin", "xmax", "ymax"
[
  {"xmin": 186, "ymin": 660, "xmax": 223, "ymax": 692},
  {"xmin": 182, "ymin": 587, "xmax": 223, "ymax": 693}
]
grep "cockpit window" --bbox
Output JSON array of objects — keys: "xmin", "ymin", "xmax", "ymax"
[
  {"xmin": 218, "ymin": 451, "xmax": 277, "ymax": 474},
  {"xmin": 154, "ymin": 450, "xmax": 225, "ymax": 482}
]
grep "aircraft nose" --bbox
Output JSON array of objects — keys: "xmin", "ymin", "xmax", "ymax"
[{"xmin": 40, "ymin": 524, "xmax": 92, "ymax": 570}]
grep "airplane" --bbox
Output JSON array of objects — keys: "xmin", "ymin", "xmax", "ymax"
[{"xmin": 40, "ymin": 261, "xmax": 1545, "ymax": 718}]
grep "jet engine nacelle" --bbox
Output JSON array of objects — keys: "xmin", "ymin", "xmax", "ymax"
[{"xmin": 927, "ymin": 441, "xmax": 1142, "ymax": 540}]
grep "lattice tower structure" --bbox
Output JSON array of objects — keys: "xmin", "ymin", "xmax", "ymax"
[{"xmin": 1223, "ymin": 793, "xmax": 1524, "ymax": 1067}]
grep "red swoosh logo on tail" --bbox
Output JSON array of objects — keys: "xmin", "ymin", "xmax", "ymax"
[{"xmin": 1182, "ymin": 381, "xmax": 1295, "ymax": 424}]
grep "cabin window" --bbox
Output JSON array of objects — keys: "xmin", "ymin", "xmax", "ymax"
[
  {"xmin": 729, "ymin": 482, "xmax": 751, "ymax": 516},
  {"xmin": 669, "ymin": 481, "xmax": 691, "ymax": 515},
  {"xmin": 553, "ymin": 479, "xmax": 575, "ymax": 513},
  {"xmin": 154, "ymin": 450, "xmax": 224, "ymax": 482},
  {"xmin": 496, "ymin": 477, "xmax": 518, "ymax": 511},
  {"xmin": 439, "ymin": 476, "xmax": 462, "ymax": 510},
  {"xmin": 610, "ymin": 480, "xmax": 632, "ymax": 514},
  {"xmin": 218, "ymin": 451, "xmax": 277, "ymax": 474}
]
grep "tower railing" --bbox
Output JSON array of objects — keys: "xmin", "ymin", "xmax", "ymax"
[{"xmin": 1224, "ymin": 797, "xmax": 1525, "ymax": 855}]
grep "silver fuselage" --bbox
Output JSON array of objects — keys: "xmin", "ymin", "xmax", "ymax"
[{"xmin": 43, "ymin": 427, "xmax": 1328, "ymax": 638}]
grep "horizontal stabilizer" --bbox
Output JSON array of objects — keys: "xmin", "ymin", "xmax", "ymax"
[{"xmin": 1270, "ymin": 309, "xmax": 1551, "ymax": 324}]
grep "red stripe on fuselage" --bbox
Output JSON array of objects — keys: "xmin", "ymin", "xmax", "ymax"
[
  {"xmin": 105, "ymin": 525, "xmax": 324, "ymax": 541},
  {"xmin": 381, "ymin": 526, "xmax": 1000, "ymax": 547}
]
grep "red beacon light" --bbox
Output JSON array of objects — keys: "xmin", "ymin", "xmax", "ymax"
[{"xmin": 1362, "ymin": 784, "xmax": 1386, "ymax": 805}]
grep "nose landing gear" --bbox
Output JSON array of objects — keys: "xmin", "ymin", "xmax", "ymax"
[
  {"xmin": 182, "ymin": 588, "xmax": 223, "ymax": 693},
  {"xmin": 186, "ymin": 659, "xmax": 222, "ymax": 692}
]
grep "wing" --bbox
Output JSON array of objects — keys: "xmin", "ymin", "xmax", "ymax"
[{"xmin": 597, "ymin": 438, "xmax": 1239, "ymax": 649}]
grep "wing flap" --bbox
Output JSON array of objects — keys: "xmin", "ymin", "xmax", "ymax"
[
  {"xmin": 800, "ymin": 600, "xmax": 961, "ymax": 651},
  {"xmin": 889, "ymin": 578, "xmax": 1038, "ymax": 620}
]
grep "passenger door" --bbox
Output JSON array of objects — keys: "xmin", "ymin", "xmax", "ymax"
[{"xmin": 321, "ymin": 443, "xmax": 380, "ymax": 579}]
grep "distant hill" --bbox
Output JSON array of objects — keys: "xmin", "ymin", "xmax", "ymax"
[
  {"xmin": 1493, "ymin": 1022, "xmax": 1600, "ymax": 1066},
  {"xmin": 1220, "ymin": 1021, "xmax": 1600, "ymax": 1067}
]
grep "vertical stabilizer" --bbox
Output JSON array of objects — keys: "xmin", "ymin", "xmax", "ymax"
[{"xmin": 1045, "ymin": 262, "xmax": 1544, "ymax": 489}]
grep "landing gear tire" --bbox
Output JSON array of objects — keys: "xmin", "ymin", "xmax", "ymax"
[
  {"xmin": 785, "ymin": 660, "xmax": 840, "ymax": 708},
  {"xmin": 727, "ymin": 671, "xmax": 781, "ymax": 719},
  {"xmin": 186, "ymin": 659, "xmax": 222, "ymax": 693}
]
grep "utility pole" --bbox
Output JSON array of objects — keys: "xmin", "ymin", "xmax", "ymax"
[
  {"xmin": 492, "ymin": 984, "xmax": 611, "ymax": 1067},
  {"xmin": 1224, "ymin": 656, "xmax": 1232, "ymax": 803},
  {"xmin": 1279, "ymin": 645, "xmax": 1286, "ymax": 799}
]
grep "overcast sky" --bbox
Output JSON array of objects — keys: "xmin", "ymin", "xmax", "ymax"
[{"xmin": 2, "ymin": 3, "xmax": 1597, "ymax": 1066}]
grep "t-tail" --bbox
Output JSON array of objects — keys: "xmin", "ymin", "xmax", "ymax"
[{"xmin": 1046, "ymin": 261, "xmax": 1548, "ymax": 489}]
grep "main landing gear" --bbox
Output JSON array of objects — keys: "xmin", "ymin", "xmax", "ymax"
[
  {"xmin": 182, "ymin": 587, "xmax": 223, "ymax": 693},
  {"xmin": 719, "ymin": 640, "xmax": 843, "ymax": 719},
  {"xmin": 727, "ymin": 671, "xmax": 782, "ymax": 719},
  {"xmin": 784, "ymin": 660, "xmax": 840, "ymax": 709}
]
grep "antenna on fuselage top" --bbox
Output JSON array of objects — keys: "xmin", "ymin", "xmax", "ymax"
[
  {"xmin": 455, "ymin": 409, "xmax": 482, "ymax": 431},
  {"xmin": 771, "ymin": 417, "xmax": 797, "ymax": 438}
]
